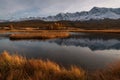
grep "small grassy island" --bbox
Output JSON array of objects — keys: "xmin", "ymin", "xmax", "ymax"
[{"xmin": 9, "ymin": 31, "xmax": 70, "ymax": 40}]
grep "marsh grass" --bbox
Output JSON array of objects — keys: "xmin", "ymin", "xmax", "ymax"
[
  {"xmin": 89, "ymin": 62, "xmax": 120, "ymax": 80},
  {"xmin": 1, "ymin": 51, "xmax": 120, "ymax": 80},
  {"xmin": 10, "ymin": 32, "xmax": 70, "ymax": 40},
  {"xmin": 0, "ymin": 51, "xmax": 86, "ymax": 80}
]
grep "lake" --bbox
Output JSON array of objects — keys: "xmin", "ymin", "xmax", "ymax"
[{"xmin": 0, "ymin": 32, "xmax": 120, "ymax": 71}]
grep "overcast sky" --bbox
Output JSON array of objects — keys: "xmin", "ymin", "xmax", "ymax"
[{"xmin": 0, "ymin": 0, "xmax": 120, "ymax": 19}]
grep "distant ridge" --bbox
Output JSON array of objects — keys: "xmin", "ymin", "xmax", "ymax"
[
  {"xmin": 42, "ymin": 7, "xmax": 120, "ymax": 21},
  {"xmin": 1, "ymin": 7, "xmax": 120, "ymax": 22}
]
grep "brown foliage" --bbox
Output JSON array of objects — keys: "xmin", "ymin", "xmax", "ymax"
[
  {"xmin": 0, "ymin": 51, "xmax": 85, "ymax": 80},
  {"xmin": 10, "ymin": 32, "xmax": 70, "ymax": 40}
]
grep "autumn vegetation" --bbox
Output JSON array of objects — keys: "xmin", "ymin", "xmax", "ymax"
[
  {"xmin": 0, "ymin": 19, "xmax": 120, "ymax": 35},
  {"xmin": 10, "ymin": 31, "xmax": 70, "ymax": 39},
  {"xmin": 0, "ymin": 19, "xmax": 120, "ymax": 80},
  {"xmin": 0, "ymin": 19, "xmax": 120, "ymax": 30},
  {"xmin": 0, "ymin": 52, "xmax": 120, "ymax": 80},
  {"xmin": 89, "ymin": 62, "xmax": 120, "ymax": 80},
  {"xmin": 0, "ymin": 51, "xmax": 85, "ymax": 80}
]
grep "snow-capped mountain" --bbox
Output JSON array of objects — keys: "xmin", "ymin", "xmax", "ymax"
[
  {"xmin": 0, "ymin": 20, "xmax": 9, "ymax": 23},
  {"xmin": 7, "ymin": 17, "xmax": 43, "ymax": 22},
  {"xmin": 0, "ymin": 7, "xmax": 120, "ymax": 22},
  {"xmin": 18, "ymin": 17, "xmax": 42, "ymax": 21},
  {"xmin": 43, "ymin": 7, "xmax": 120, "ymax": 21}
]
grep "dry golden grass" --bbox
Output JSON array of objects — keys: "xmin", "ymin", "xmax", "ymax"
[
  {"xmin": 1, "ymin": 51, "xmax": 120, "ymax": 80},
  {"xmin": 0, "ymin": 51, "xmax": 85, "ymax": 80},
  {"xmin": 89, "ymin": 62, "xmax": 120, "ymax": 80},
  {"xmin": 9, "ymin": 31, "xmax": 70, "ymax": 39},
  {"xmin": 71, "ymin": 29, "xmax": 120, "ymax": 33}
]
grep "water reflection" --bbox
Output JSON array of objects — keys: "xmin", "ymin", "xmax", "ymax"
[
  {"xmin": 0, "ymin": 32, "xmax": 120, "ymax": 70},
  {"xmin": 49, "ymin": 33, "xmax": 120, "ymax": 51}
]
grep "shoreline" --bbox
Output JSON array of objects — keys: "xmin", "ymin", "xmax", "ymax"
[
  {"xmin": 0, "ymin": 29, "xmax": 120, "ymax": 40},
  {"xmin": 0, "ymin": 29, "xmax": 120, "ymax": 33}
]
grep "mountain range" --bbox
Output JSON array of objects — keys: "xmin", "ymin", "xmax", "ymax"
[
  {"xmin": 1, "ymin": 7, "xmax": 120, "ymax": 22},
  {"xmin": 42, "ymin": 7, "xmax": 120, "ymax": 21}
]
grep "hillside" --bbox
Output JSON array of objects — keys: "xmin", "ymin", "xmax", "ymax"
[{"xmin": 0, "ymin": 19, "xmax": 120, "ymax": 30}]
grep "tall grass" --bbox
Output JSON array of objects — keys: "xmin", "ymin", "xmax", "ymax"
[
  {"xmin": 90, "ymin": 62, "xmax": 120, "ymax": 80},
  {"xmin": 1, "ymin": 51, "xmax": 120, "ymax": 80},
  {"xmin": 0, "ymin": 51, "xmax": 85, "ymax": 80}
]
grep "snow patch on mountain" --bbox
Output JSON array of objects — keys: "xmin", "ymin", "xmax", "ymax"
[
  {"xmin": 0, "ymin": 7, "xmax": 120, "ymax": 22},
  {"xmin": 43, "ymin": 7, "xmax": 120, "ymax": 21}
]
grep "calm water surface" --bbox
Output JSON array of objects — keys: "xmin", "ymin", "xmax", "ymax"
[{"xmin": 0, "ymin": 32, "xmax": 120, "ymax": 70}]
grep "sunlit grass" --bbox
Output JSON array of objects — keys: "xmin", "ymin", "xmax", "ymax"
[
  {"xmin": 1, "ymin": 51, "xmax": 120, "ymax": 80},
  {"xmin": 0, "ymin": 51, "xmax": 85, "ymax": 80},
  {"xmin": 10, "ymin": 31, "xmax": 70, "ymax": 39}
]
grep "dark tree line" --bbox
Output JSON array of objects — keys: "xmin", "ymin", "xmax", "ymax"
[{"xmin": 0, "ymin": 19, "xmax": 120, "ymax": 30}]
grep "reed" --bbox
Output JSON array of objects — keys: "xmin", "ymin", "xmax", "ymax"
[
  {"xmin": 10, "ymin": 32, "xmax": 70, "ymax": 40},
  {"xmin": 89, "ymin": 62, "xmax": 120, "ymax": 80},
  {"xmin": 1, "ymin": 51, "xmax": 120, "ymax": 80},
  {"xmin": 0, "ymin": 51, "xmax": 85, "ymax": 80}
]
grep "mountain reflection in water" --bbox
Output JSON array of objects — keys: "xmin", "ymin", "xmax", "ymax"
[
  {"xmin": 0, "ymin": 32, "xmax": 120, "ymax": 70},
  {"xmin": 49, "ymin": 33, "xmax": 120, "ymax": 51}
]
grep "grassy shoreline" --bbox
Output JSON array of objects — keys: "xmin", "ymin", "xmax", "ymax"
[
  {"xmin": 71, "ymin": 29, "xmax": 120, "ymax": 33},
  {"xmin": 0, "ymin": 29, "xmax": 119, "ymax": 40},
  {"xmin": 0, "ymin": 29, "xmax": 120, "ymax": 33},
  {"xmin": 0, "ymin": 51, "xmax": 85, "ymax": 80},
  {"xmin": 0, "ymin": 52, "xmax": 120, "ymax": 80}
]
